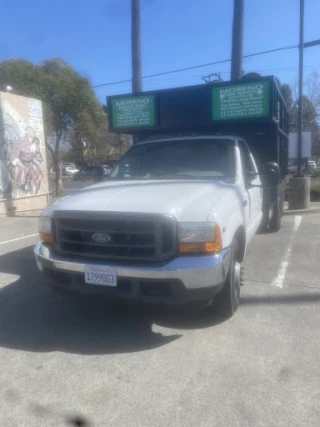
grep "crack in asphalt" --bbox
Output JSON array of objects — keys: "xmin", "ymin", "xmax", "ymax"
[{"xmin": 245, "ymin": 277, "xmax": 320, "ymax": 291}]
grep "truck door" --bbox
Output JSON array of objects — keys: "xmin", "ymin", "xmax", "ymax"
[{"xmin": 238, "ymin": 140, "xmax": 262, "ymax": 241}]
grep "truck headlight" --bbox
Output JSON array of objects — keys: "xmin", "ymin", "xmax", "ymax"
[
  {"xmin": 178, "ymin": 223, "xmax": 222, "ymax": 254},
  {"xmin": 39, "ymin": 216, "xmax": 53, "ymax": 244}
]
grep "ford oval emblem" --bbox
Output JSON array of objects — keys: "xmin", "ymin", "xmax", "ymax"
[{"xmin": 92, "ymin": 233, "xmax": 111, "ymax": 243}]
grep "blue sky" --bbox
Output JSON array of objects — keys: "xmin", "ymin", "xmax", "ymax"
[{"xmin": 0, "ymin": 0, "xmax": 319, "ymax": 103}]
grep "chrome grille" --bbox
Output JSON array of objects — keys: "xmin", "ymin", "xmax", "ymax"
[{"xmin": 53, "ymin": 212, "xmax": 177, "ymax": 263}]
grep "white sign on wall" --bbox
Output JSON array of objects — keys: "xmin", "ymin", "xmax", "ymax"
[
  {"xmin": 288, "ymin": 132, "xmax": 311, "ymax": 158},
  {"xmin": 28, "ymin": 98, "xmax": 43, "ymax": 118},
  {"xmin": 29, "ymin": 116, "xmax": 44, "ymax": 133}
]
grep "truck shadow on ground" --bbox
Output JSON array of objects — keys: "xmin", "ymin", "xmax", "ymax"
[
  {"xmin": 0, "ymin": 246, "xmax": 225, "ymax": 355},
  {"xmin": 5, "ymin": 245, "xmax": 318, "ymax": 357},
  {"xmin": 0, "ymin": 246, "xmax": 187, "ymax": 355},
  {"xmin": 241, "ymin": 293, "xmax": 320, "ymax": 305}
]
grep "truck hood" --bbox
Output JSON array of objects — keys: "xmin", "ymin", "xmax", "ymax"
[{"xmin": 47, "ymin": 180, "xmax": 232, "ymax": 222}]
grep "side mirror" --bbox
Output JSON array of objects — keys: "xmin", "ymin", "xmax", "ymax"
[
  {"xmin": 262, "ymin": 162, "xmax": 280, "ymax": 187},
  {"xmin": 246, "ymin": 171, "xmax": 259, "ymax": 186}
]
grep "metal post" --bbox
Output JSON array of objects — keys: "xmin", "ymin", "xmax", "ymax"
[
  {"xmin": 288, "ymin": 0, "xmax": 310, "ymax": 211},
  {"xmin": 231, "ymin": 0, "xmax": 244, "ymax": 81},
  {"xmin": 131, "ymin": 0, "xmax": 142, "ymax": 93},
  {"xmin": 297, "ymin": 0, "xmax": 304, "ymax": 176}
]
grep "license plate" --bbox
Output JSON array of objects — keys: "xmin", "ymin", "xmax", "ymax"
[{"xmin": 84, "ymin": 265, "xmax": 117, "ymax": 287}]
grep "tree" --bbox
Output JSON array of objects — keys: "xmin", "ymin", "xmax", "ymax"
[
  {"xmin": 280, "ymin": 83, "xmax": 294, "ymax": 109},
  {"xmin": 305, "ymin": 71, "xmax": 320, "ymax": 157},
  {"xmin": 68, "ymin": 103, "xmax": 129, "ymax": 166},
  {"xmin": 0, "ymin": 59, "xmax": 44, "ymax": 98},
  {"xmin": 0, "ymin": 58, "xmax": 105, "ymax": 195},
  {"xmin": 305, "ymin": 70, "xmax": 320, "ymax": 111},
  {"xmin": 40, "ymin": 58, "xmax": 105, "ymax": 194}
]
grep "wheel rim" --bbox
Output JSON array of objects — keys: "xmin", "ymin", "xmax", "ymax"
[{"xmin": 234, "ymin": 261, "xmax": 241, "ymax": 305}]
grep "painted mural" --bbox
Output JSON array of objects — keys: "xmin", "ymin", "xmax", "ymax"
[{"xmin": 0, "ymin": 93, "xmax": 48, "ymax": 200}]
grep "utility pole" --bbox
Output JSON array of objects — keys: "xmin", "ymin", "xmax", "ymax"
[
  {"xmin": 131, "ymin": 0, "xmax": 142, "ymax": 93},
  {"xmin": 297, "ymin": 0, "xmax": 304, "ymax": 177},
  {"xmin": 231, "ymin": 0, "xmax": 244, "ymax": 81},
  {"xmin": 288, "ymin": 0, "xmax": 310, "ymax": 210}
]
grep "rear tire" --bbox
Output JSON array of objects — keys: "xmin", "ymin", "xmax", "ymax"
[{"xmin": 211, "ymin": 239, "xmax": 241, "ymax": 319}]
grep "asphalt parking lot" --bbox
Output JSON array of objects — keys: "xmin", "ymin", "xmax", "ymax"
[{"xmin": 0, "ymin": 213, "xmax": 319, "ymax": 427}]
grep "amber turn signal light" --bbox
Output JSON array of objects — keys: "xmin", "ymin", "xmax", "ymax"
[{"xmin": 39, "ymin": 233, "xmax": 53, "ymax": 244}]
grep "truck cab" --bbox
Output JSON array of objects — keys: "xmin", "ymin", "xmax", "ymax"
[{"xmin": 108, "ymin": 135, "xmax": 263, "ymax": 245}]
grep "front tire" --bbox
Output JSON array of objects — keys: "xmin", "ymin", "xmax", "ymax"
[{"xmin": 212, "ymin": 239, "xmax": 241, "ymax": 318}]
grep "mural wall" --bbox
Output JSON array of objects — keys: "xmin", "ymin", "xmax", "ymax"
[{"xmin": 0, "ymin": 92, "xmax": 48, "ymax": 202}]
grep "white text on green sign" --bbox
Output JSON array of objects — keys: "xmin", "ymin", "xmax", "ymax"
[
  {"xmin": 111, "ymin": 96, "xmax": 155, "ymax": 129},
  {"xmin": 212, "ymin": 81, "xmax": 270, "ymax": 121}
]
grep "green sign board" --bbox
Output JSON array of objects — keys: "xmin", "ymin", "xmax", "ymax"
[
  {"xmin": 110, "ymin": 95, "xmax": 155, "ymax": 129},
  {"xmin": 212, "ymin": 81, "xmax": 270, "ymax": 121}
]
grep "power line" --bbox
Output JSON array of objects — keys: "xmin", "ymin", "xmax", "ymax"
[
  {"xmin": 93, "ymin": 44, "xmax": 298, "ymax": 88},
  {"xmin": 136, "ymin": 64, "xmax": 320, "ymax": 82},
  {"xmin": 99, "ymin": 65, "xmax": 320, "ymax": 96},
  {"xmin": 304, "ymin": 39, "xmax": 320, "ymax": 48}
]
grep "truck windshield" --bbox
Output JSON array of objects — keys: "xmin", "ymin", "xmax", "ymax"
[{"xmin": 110, "ymin": 138, "xmax": 235, "ymax": 181}]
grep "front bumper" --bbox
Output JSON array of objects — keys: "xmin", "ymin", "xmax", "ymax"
[{"xmin": 34, "ymin": 242, "xmax": 231, "ymax": 304}]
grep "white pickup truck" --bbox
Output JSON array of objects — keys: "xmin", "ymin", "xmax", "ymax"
[{"xmin": 34, "ymin": 135, "xmax": 280, "ymax": 318}]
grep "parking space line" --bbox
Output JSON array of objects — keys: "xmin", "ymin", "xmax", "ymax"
[
  {"xmin": 0, "ymin": 233, "xmax": 38, "ymax": 245},
  {"xmin": 271, "ymin": 215, "xmax": 302, "ymax": 288}
]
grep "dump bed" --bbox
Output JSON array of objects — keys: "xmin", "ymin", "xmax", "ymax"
[
  {"xmin": 107, "ymin": 76, "xmax": 289, "ymax": 177},
  {"xmin": 107, "ymin": 76, "xmax": 288, "ymax": 137}
]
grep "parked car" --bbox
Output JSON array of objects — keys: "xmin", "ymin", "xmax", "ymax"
[
  {"xmin": 63, "ymin": 166, "xmax": 79, "ymax": 175},
  {"xmin": 73, "ymin": 166, "xmax": 95, "ymax": 181},
  {"xmin": 92, "ymin": 165, "xmax": 112, "ymax": 182},
  {"xmin": 61, "ymin": 168, "xmax": 73, "ymax": 177},
  {"xmin": 308, "ymin": 160, "xmax": 317, "ymax": 171}
]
